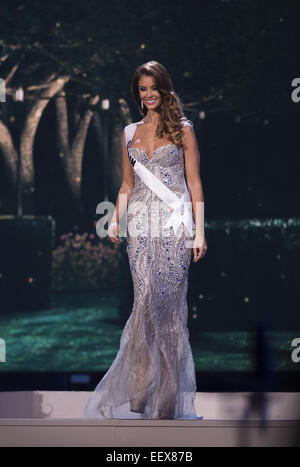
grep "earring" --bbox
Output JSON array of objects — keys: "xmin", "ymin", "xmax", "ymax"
[{"xmin": 141, "ymin": 99, "xmax": 144, "ymax": 109}]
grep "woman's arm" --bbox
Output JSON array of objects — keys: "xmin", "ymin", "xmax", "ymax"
[
  {"xmin": 108, "ymin": 129, "xmax": 135, "ymax": 243},
  {"xmin": 182, "ymin": 124, "xmax": 206, "ymax": 251}
]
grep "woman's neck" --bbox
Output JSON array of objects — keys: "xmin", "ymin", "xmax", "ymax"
[{"xmin": 143, "ymin": 110, "xmax": 161, "ymax": 127}]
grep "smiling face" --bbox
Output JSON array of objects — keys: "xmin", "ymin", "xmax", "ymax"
[{"xmin": 138, "ymin": 74, "xmax": 162, "ymax": 111}]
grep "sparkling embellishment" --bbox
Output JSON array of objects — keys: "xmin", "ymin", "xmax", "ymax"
[{"xmin": 83, "ymin": 131, "xmax": 201, "ymax": 421}]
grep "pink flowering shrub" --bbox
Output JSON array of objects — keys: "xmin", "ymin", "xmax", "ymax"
[{"xmin": 52, "ymin": 231, "xmax": 120, "ymax": 291}]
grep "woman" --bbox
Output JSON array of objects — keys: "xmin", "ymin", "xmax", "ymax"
[{"xmin": 83, "ymin": 61, "xmax": 207, "ymax": 420}]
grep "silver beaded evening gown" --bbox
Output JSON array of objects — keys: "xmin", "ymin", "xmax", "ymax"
[{"xmin": 83, "ymin": 131, "xmax": 202, "ymax": 420}]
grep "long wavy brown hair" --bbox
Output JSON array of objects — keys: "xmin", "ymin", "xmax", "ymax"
[{"xmin": 130, "ymin": 60, "xmax": 192, "ymax": 148}]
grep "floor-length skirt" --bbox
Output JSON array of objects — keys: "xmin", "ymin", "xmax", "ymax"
[{"xmin": 83, "ymin": 189, "xmax": 202, "ymax": 420}]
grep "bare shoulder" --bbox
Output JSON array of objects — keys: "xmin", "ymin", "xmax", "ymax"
[{"xmin": 125, "ymin": 119, "xmax": 144, "ymax": 129}]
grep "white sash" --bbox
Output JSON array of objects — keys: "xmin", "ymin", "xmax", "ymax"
[{"xmin": 125, "ymin": 120, "xmax": 195, "ymax": 237}]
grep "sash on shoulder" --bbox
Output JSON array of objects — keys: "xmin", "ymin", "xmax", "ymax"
[{"xmin": 125, "ymin": 121, "xmax": 195, "ymax": 237}]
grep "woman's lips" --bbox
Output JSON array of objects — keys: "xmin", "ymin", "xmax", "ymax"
[{"xmin": 146, "ymin": 99, "xmax": 156, "ymax": 104}]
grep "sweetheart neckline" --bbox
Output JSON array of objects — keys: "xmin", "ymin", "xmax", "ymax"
[{"xmin": 128, "ymin": 143, "xmax": 179, "ymax": 161}]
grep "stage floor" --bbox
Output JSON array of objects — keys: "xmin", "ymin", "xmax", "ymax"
[{"xmin": 0, "ymin": 391, "xmax": 299, "ymax": 446}]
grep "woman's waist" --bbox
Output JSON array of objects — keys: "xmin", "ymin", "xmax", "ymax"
[
  {"xmin": 131, "ymin": 178, "xmax": 186, "ymax": 194},
  {"xmin": 129, "ymin": 185, "xmax": 187, "ymax": 201}
]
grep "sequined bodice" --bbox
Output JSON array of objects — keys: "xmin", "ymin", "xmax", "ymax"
[{"xmin": 128, "ymin": 143, "xmax": 186, "ymax": 199}]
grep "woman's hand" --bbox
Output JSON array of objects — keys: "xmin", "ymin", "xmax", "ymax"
[
  {"xmin": 108, "ymin": 222, "xmax": 123, "ymax": 244},
  {"xmin": 192, "ymin": 235, "xmax": 207, "ymax": 262}
]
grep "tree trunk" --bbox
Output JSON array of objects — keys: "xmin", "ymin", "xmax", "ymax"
[
  {"xmin": 20, "ymin": 75, "xmax": 71, "ymax": 213},
  {"xmin": 0, "ymin": 120, "xmax": 19, "ymax": 212},
  {"xmin": 55, "ymin": 92, "xmax": 99, "ymax": 225}
]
